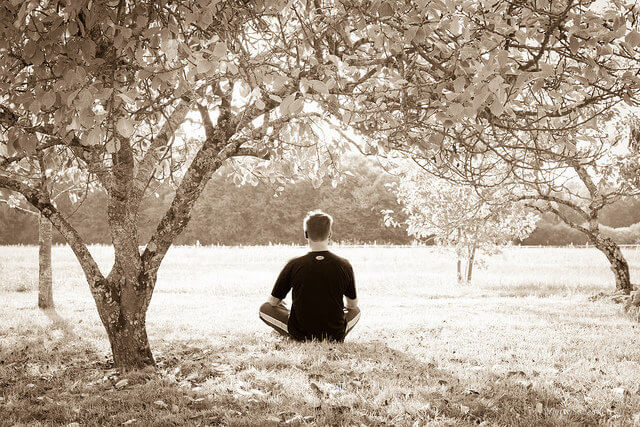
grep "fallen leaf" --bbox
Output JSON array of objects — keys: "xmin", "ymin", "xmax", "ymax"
[
  {"xmin": 249, "ymin": 388, "xmax": 268, "ymax": 397},
  {"xmin": 114, "ymin": 379, "xmax": 129, "ymax": 389},
  {"xmin": 536, "ymin": 402, "xmax": 543, "ymax": 414},
  {"xmin": 310, "ymin": 382, "xmax": 323, "ymax": 397},
  {"xmin": 122, "ymin": 420, "xmax": 136, "ymax": 425},
  {"xmin": 153, "ymin": 400, "xmax": 168, "ymax": 409}
]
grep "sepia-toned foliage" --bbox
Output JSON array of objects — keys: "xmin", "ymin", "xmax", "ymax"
[{"xmin": 385, "ymin": 162, "xmax": 537, "ymax": 283}]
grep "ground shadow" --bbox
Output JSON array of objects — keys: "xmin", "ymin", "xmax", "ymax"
[
  {"xmin": 0, "ymin": 327, "xmax": 627, "ymax": 426},
  {"xmin": 42, "ymin": 308, "xmax": 78, "ymax": 341},
  {"xmin": 150, "ymin": 333, "xmax": 615, "ymax": 426}
]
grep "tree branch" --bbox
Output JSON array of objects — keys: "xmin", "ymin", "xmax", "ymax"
[
  {"xmin": 516, "ymin": 194, "xmax": 589, "ymax": 221},
  {"xmin": 140, "ymin": 107, "xmax": 239, "ymax": 304},
  {"xmin": 0, "ymin": 174, "xmax": 105, "ymax": 287},
  {"xmin": 232, "ymin": 147, "xmax": 271, "ymax": 160},
  {"xmin": 132, "ymin": 97, "xmax": 191, "ymax": 207},
  {"xmin": 0, "ymin": 198, "xmax": 39, "ymax": 216}
]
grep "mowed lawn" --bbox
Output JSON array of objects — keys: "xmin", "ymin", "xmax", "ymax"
[{"xmin": 1, "ymin": 245, "xmax": 640, "ymax": 426}]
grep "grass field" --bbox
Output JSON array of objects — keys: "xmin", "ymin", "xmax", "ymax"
[{"xmin": 1, "ymin": 245, "xmax": 640, "ymax": 426}]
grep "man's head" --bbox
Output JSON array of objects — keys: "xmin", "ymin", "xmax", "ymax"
[{"xmin": 303, "ymin": 210, "xmax": 333, "ymax": 242}]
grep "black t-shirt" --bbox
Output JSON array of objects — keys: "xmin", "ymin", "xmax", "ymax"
[{"xmin": 271, "ymin": 250, "xmax": 356, "ymax": 342}]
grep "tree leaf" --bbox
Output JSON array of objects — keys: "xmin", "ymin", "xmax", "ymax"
[
  {"xmin": 213, "ymin": 42, "xmax": 227, "ymax": 58},
  {"xmin": 41, "ymin": 92, "xmax": 57, "ymax": 110},
  {"xmin": 85, "ymin": 127, "xmax": 102, "ymax": 146},
  {"xmin": 378, "ymin": 1, "xmax": 394, "ymax": 17},
  {"xmin": 625, "ymin": 31, "xmax": 640, "ymax": 48},
  {"xmin": 116, "ymin": 118, "xmax": 135, "ymax": 138},
  {"xmin": 280, "ymin": 93, "xmax": 296, "ymax": 115},
  {"xmin": 289, "ymin": 98, "xmax": 304, "ymax": 115}
]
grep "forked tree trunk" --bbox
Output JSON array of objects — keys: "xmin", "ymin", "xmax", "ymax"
[
  {"xmin": 95, "ymin": 267, "xmax": 156, "ymax": 369},
  {"xmin": 38, "ymin": 213, "xmax": 53, "ymax": 309},
  {"xmin": 0, "ymin": 102, "xmax": 239, "ymax": 371},
  {"xmin": 591, "ymin": 234, "xmax": 632, "ymax": 294},
  {"xmin": 103, "ymin": 297, "xmax": 154, "ymax": 369}
]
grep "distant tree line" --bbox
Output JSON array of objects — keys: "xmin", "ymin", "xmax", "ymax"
[
  {"xmin": 0, "ymin": 158, "xmax": 411, "ymax": 246},
  {"xmin": 3, "ymin": 160, "xmax": 640, "ymax": 247}
]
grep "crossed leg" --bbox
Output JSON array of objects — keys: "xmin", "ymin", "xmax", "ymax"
[
  {"xmin": 259, "ymin": 302, "xmax": 361, "ymax": 339},
  {"xmin": 259, "ymin": 302, "xmax": 290, "ymax": 336}
]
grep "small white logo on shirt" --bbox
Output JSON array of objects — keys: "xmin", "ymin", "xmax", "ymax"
[{"xmin": 315, "ymin": 255, "xmax": 325, "ymax": 260}]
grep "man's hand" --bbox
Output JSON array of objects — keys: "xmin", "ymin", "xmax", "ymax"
[{"xmin": 345, "ymin": 296, "xmax": 358, "ymax": 310}]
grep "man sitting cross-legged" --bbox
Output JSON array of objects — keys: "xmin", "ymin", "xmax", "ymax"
[{"xmin": 259, "ymin": 210, "xmax": 361, "ymax": 342}]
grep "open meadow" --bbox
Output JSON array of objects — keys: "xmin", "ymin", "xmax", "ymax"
[{"xmin": 1, "ymin": 245, "xmax": 640, "ymax": 426}]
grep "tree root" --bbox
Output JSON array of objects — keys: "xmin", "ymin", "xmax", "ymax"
[
  {"xmin": 589, "ymin": 286, "xmax": 640, "ymax": 322},
  {"xmin": 623, "ymin": 289, "xmax": 640, "ymax": 322}
]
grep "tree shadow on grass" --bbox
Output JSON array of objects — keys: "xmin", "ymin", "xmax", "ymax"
[
  {"xmin": 42, "ymin": 308, "xmax": 78, "ymax": 341},
  {"xmin": 0, "ymin": 328, "xmax": 628, "ymax": 426},
  {"xmin": 151, "ymin": 333, "xmax": 621, "ymax": 426}
]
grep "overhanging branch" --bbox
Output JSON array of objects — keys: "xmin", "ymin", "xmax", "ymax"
[{"xmin": 0, "ymin": 174, "xmax": 105, "ymax": 286}]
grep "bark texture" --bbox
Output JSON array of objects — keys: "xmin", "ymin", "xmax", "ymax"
[
  {"xmin": 591, "ymin": 235, "xmax": 632, "ymax": 294},
  {"xmin": 99, "ymin": 272, "xmax": 156, "ymax": 369},
  {"xmin": 38, "ymin": 213, "xmax": 53, "ymax": 309}
]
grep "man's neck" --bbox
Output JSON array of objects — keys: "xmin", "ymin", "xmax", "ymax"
[{"xmin": 308, "ymin": 240, "xmax": 330, "ymax": 252}]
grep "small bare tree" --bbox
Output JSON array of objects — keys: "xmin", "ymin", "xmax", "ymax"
[{"xmin": 385, "ymin": 162, "xmax": 538, "ymax": 284}]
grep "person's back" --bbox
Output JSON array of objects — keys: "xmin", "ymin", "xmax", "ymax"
[
  {"xmin": 274, "ymin": 251, "xmax": 355, "ymax": 341},
  {"xmin": 259, "ymin": 211, "xmax": 360, "ymax": 341}
]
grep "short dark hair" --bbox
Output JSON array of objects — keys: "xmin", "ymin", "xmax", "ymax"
[{"xmin": 303, "ymin": 210, "xmax": 333, "ymax": 241}]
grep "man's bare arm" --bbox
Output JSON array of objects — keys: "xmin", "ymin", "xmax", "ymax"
[
  {"xmin": 345, "ymin": 296, "xmax": 358, "ymax": 310},
  {"xmin": 267, "ymin": 295, "xmax": 283, "ymax": 306}
]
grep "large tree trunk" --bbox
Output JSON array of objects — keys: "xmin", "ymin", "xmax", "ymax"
[
  {"xmin": 1, "ymin": 103, "xmax": 238, "ymax": 371},
  {"xmin": 94, "ymin": 265, "xmax": 157, "ymax": 370},
  {"xmin": 95, "ymin": 130, "xmax": 158, "ymax": 370},
  {"xmin": 592, "ymin": 235, "xmax": 632, "ymax": 294},
  {"xmin": 107, "ymin": 319, "xmax": 154, "ymax": 369},
  {"xmin": 38, "ymin": 213, "xmax": 53, "ymax": 309},
  {"xmin": 101, "ymin": 280, "xmax": 154, "ymax": 369},
  {"xmin": 456, "ymin": 255, "xmax": 463, "ymax": 284}
]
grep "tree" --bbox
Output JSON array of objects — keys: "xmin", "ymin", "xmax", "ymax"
[
  {"xmin": 0, "ymin": 174, "xmax": 89, "ymax": 309},
  {"xmin": 519, "ymin": 159, "xmax": 639, "ymax": 294},
  {"xmin": 322, "ymin": 1, "xmax": 640, "ymax": 292},
  {"xmin": 0, "ymin": 193, "xmax": 53, "ymax": 306},
  {"xmin": 324, "ymin": 0, "xmax": 640, "ymax": 153},
  {"xmin": 405, "ymin": 102, "xmax": 640, "ymax": 293},
  {"xmin": 385, "ymin": 163, "xmax": 537, "ymax": 283},
  {"xmin": 0, "ymin": 0, "xmax": 384, "ymax": 369},
  {"xmin": 0, "ymin": 154, "xmax": 412, "ymax": 245}
]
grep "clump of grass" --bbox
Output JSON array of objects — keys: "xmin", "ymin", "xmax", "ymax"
[{"xmin": 14, "ymin": 283, "xmax": 30, "ymax": 293}]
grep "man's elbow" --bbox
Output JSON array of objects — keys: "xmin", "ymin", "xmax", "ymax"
[
  {"xmin": 266, "ymin": 295, "xmax": 282, "ymax": 306},
  {"xmin": 346, "ymin": 297, "xmax": 359, "ymax": 310}
]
